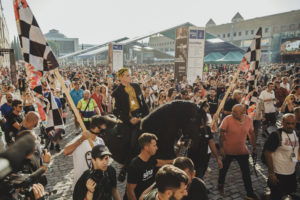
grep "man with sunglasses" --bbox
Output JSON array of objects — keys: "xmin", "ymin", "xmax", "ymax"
[
  {"xmin": 4, "ymin": 99, "xmax": 24, "ymax": 145},
  {"xmin": 64, "ymin": 115, "xmax": 105, "ymax": 188}
]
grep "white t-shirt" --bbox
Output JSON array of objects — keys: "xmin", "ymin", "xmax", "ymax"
[
  {"xmin": 259, "ymin": 90, "xmax": 276, "ymax": 113},
  {"xmin": 272, "ymin": 131, "xmax": 299, "ymax": 175},
  {"xmin": 280, "ymin": 82, "xmax": 290, "ymax": 91},
  {"xmin": 72, "ymin": 136, "xmax": 104, "ymax": 187}
]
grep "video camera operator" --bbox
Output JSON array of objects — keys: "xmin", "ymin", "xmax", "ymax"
[{"xmin": 0, "ymin": 132, "xmax": 47, "ymax": 200}]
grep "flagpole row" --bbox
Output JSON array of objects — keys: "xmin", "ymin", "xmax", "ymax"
[{"xmin": 54, "ymin": 69, "xmax": 94, "ymax": 148}]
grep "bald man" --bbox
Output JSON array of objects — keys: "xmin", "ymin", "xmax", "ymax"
[
  {"xmin": 264, "ymin": 114, "xmax": 299, "ymax": 200},
  {"xmin": 20, "ymin": 111, "xmax": 40, "ymax": 131},
  {"xmin": 218, "ymin": 104, "xmax": 257, "ymax": 199}
]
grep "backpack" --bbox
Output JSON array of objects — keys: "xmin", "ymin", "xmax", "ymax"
[{"xmin": 261, "ymin": 129, "xmax": 282, "ymax": 165}]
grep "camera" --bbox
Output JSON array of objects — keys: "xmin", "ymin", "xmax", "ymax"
[
  {"xmin": 0, "ymin": 167, "xmax": 45, "ymax": 200},
  {"xmin": 0, "ymin": 135, "xmax": 51, "ymax": 200}
]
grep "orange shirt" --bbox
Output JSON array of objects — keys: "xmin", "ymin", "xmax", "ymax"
[{"xmin": 220, "ymin": 115, "xmax": 254, "ymax": 155}]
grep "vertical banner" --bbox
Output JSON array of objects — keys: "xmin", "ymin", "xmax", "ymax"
[
  {"xmin": 174, "ymin": 27, "xmax": 189, "ymax": 83},
  {"xmin": 112, "ymin": 44, "xmax": 123, "ymax": 72},
  {"xmin": 187, "ymin": 27, "xmax": 205, "ymax": 83},
  {"xmin": 108, "ymin": 43, "xmax": 124, "ymax": 73}
]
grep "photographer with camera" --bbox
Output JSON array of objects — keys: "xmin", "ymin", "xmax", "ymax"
[
  {"xmin": 0, "ymin": 132, "xmax": 48, "ymax": 200},
  {"xmin": 73, "ymin": 144, "xmax": 121, "ymax": 200}
]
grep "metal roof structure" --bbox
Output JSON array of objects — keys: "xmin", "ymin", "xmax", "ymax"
[{"xmin": 58, "ymin": 22, "xmax": 244, "ymax": 64}]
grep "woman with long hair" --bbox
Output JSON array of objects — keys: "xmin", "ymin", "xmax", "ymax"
[{"xmin": 100, "ymin": 85, "xmax": 108, "ymax": 114}]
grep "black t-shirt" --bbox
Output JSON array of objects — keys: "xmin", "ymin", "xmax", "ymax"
[
  {"xmin": 73, "ymin": 166, "xmax": 117, "ymax": 200},
  {"xmin": 223, "ymin": 98, "xmax": 238, "ymax": 112},
  {"xmin": 207, "ymin": 95, "xmax": 218, "ymax": 114},
  {"xmin": 182, "ymin": 177, "xmax": 208, "ymax": 200},
  {"xmin": 125, "ymin": 156, "xmax": 157, "ymax": 199},
  {"xmin": 6, "ymin": 112, "xmax": 23, "ymax": 137}
]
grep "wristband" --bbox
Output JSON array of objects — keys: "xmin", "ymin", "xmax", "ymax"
[{"xmin": 42, "ymin": 163, "xmax": 50, "ymax": 169}]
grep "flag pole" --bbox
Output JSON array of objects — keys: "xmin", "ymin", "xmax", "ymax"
[
  {"xmin": 210, "ymin": 60, "xmax": 244, "ymax": 131},
  {"xmin": 54, "ymin": 68, "xmax": 94, "ymax": 148}
]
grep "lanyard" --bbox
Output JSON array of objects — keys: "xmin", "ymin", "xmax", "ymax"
[{"xmin": 286, "ymin": 132, "xmax": 296, "ymax": 153}]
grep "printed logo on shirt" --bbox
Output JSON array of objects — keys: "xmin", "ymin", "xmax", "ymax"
[
  {"xmin": 284, "ymin": 138, "xmax": 299, "ymax": 147},
  {"xmin": 143, "ymin": 169, "xmax": 153, "ymax": 181}
]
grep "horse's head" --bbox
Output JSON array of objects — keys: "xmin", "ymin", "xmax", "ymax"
[{"xmin": 182, "ymin": 105, "xmax": 207, "ymax": 141}]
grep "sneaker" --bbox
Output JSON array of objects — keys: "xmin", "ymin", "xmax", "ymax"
[
  {"xmin": 118, "ymin": 168, "xmax": 127, "ymax": 182},
  {"xmin": 246, "ymin": 193, "xmax": 259, "ymax": 200},
  {"xmin": 55, "ymin": 144, "xmax": 61, "ymax": 152},
  {"xmin": 218, "ymin": 184, "xmax": 224, "ymax": 195}
]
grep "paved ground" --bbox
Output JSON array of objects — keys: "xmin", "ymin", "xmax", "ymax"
[{"xmin": 44, "ymin": 113, "xmax": 299, "ymax": 200}]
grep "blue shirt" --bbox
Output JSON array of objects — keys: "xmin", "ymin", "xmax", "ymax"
[
  {"xmin": 55, "ymin": 97, "xmax": 62, "ymax": 108},
  {"xmin": 70, "ymin": 89, "xmax": 84, "ymax": 107},
  {"xmin": 0, "ymin": 103, "xmax": 13, "ymax": 119}
]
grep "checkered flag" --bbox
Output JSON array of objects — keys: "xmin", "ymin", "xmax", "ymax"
[
  {"xmin": 241, "ymin": 28, "xmax": 262, "ymax": 108},
  {"xmin": 243, "ymin": 27, "xmax": 262, "ymax": 91},
  {"xmin": 45, "ymin": 92, "xmax": 64, "ymax": 134},
  {"xmin": 14, "ymin": 0, "xmax": 58, "ymax": 72}
]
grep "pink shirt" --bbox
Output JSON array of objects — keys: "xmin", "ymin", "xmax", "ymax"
[{"xmin": 220, "ymin": 115, "xmax": 254, "ymax": 155}]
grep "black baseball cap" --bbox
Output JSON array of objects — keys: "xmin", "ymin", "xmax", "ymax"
[{"xmin": 91, "ymin": 145, "xmax": 112, "ymax": 159}]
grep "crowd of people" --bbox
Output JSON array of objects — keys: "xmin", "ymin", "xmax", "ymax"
[{"xmin": 0, "ymin": 62, "xmax": 300, "ymax": 200}]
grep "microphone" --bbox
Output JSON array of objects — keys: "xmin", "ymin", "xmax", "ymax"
[{"xmin": 0, "ymin": 134, "xmax": 35, "ymax": 179}]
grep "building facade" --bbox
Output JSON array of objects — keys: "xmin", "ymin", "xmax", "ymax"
[
  {"xmin": 206, "ymin": 10, "xmax": 300, "ymax": 63},
  {"xmin": 0, "ymin": 0, "xmax": 11, "ymax": 68},
  {"xmin": 148, "ymin": 35, "xmax": 175, "ymax": 55},
  {"xmin": 45, "ymin": 29, "xmax": 79, "ymax": 57}
]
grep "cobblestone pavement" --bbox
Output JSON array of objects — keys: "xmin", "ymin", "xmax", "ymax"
[{"xmin": 45, "ymin": 113, "xmax": 299, "ymax": 199}]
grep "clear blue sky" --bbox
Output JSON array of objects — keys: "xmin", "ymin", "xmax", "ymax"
[{"xmin": 2, "ymin": 0, "xmax": 300, "ymax": 44}]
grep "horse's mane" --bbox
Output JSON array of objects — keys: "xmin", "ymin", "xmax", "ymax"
[{"xmin": 142, "ymin": 100, "xmax": 199, "ymax": 130}]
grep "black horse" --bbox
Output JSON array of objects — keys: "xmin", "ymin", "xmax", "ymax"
[{"xmin": 100, "ymin": 100, "xmax": 206, "ymax": 165}]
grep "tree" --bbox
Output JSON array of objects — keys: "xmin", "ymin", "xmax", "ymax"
[{"xmin": 10, "ymin": 36, "xmax": 23, "ymax": 61}]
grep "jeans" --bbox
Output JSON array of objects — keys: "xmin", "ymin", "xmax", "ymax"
[
  {"xmin": 218, "ymin": 154, "xmax": 254, "ymax": 196},
  {"xmin": 268, "ymin": 173, "xmax": 297, "ymax": 200}
]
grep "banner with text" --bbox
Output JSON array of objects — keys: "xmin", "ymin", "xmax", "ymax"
[
  {"xmin": 174, "ymin": 27, "xmax": 189, "ymax": 83},
  {"xmin": 108, "ymin": 43, "xmax": 124, "ymax": 72},
  {"xmin": 187, "ymin": 27, "xmax": 205, "ymax": 84}
]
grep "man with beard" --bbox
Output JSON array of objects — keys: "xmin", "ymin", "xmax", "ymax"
[
  {"xmin": 264, "ymin": 114, "xmax": 299, "ymax": 200},
  {"xmin": 64, "ymin": 115, "xmax": 105, "ymax": 187},
  {"xmin": 223, "ymin": 90, "xmax": 242, "ymax": 118},
  {"xmin": 143, "ymin": 165, "xmax": 188, "ymax": 200},
  {"xmin": 73, "ymin": 145, "xmax": 121, "ymax": 200},
  {"xmin": 173, "ymin": 157, "xmax": 208, "ymax": 200},
  {"xmin": 0, "ymin": 93, "xmax": 13, "ymax": 119},
  {"xmin": 0, "ymin": 93, "xmax": 13, "ymax": 148}
]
